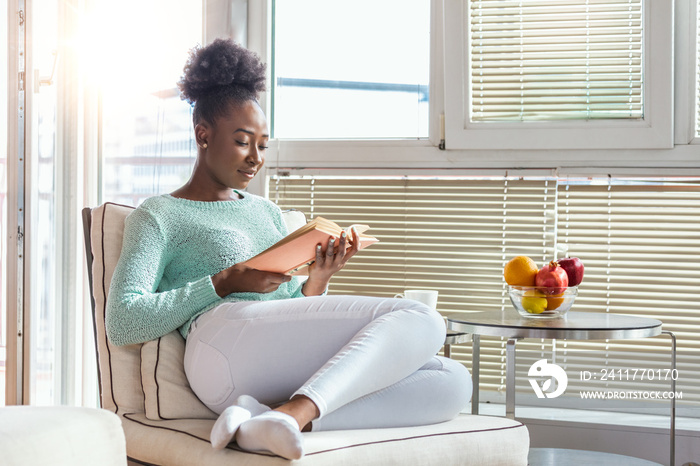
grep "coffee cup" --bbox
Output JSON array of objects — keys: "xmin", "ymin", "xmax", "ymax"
[{"xmin": 394, "ymin": 289, "xmax": 439, "ymax": 310}]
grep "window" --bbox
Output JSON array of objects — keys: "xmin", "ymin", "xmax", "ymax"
[
  {"xmin": 4, "ymin": 0, "xmax": 85, "ymax": 406},
  {"xmin": 469, "ymin": 1, "xmax": 643, "ymax": 122},
  {"xmin": 443, "ymin": 0, "xmax": 674, "ymax": 150},
  {"xmin": 270, "ymin": 174, "xmax": 700, "ymax": 417},
  {"xmin": 1, "ymin": 0, "xmax": 203, "ymax": 406},
  {"xmin": 99, "ymin": 0, "xmax": 202, "ymax": 205},
  {"xmin": 271, "ymin": 0, "xmax": 430, "ymax": 139}
]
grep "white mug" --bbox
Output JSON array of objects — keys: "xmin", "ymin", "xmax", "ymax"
[{"xmin": 394, "ymin": 289, "xmax": 439, "ymax": 310}]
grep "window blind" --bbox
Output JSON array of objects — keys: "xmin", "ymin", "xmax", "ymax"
[
  {"xmin": 272, "ymin": 176, "xmax": 557, "ymax": 300},
  {"xmin": 469, "ymin": 0, "xmax": 644, "ymax": 121},
  {"xmin": 270, "ymin": 174, "xmax": 700, "ymax": 416},
  {"xmin": 548, "ymin": 179, "xmax": 700, "ymax": 413}
]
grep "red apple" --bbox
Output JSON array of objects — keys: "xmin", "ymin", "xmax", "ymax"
[
  {"xmin": 557, "ymin": 257, "xmax": 584, "ymax": 286},
  {"xmin": 536, "ymin": 261, "xmax": 569, "ymax": 295}
]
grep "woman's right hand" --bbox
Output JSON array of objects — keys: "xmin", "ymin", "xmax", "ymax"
[{"xmin": 211, "ymin": 263, "xmax": 291, "ymax": 297}]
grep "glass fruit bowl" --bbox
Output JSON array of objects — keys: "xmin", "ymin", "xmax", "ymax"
[{"xmin": 508, "ymin": 285, "xmax": 578, "ymax": 318}]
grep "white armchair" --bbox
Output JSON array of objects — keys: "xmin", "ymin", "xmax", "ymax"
[{"xmin": 82, "ymin": 202, "xmax": 530, "ymax": 465}]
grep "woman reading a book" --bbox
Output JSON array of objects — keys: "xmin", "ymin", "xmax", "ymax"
[{"xmin": 106, "ymin": 39, "xmax": 471, "ymax": 460}]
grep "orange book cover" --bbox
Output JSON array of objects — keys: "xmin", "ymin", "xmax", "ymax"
[{"xmin": 242, "ymin": 216, "xmax": 379, "ymax": 275}]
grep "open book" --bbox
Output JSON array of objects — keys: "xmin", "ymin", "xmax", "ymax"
[{"xmin": 242, "ymin": 216, "xmax": 379, "ymax": 275}]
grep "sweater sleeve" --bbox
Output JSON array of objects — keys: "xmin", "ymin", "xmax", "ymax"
[{"xmin": 105, "ymin": 208, "xmax": 222, "ymax": 346}]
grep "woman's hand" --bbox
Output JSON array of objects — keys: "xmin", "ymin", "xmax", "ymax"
[
  {"xmin": 302, "ymin": 227, "xmax": 361, "ymax": 296},
  {"xmin": 212, "ymin": 263, "xmax": 291, "ymax": 297}
]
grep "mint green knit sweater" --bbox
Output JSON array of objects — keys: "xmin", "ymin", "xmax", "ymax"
[{"xmin": 105, "ymin": 192, "xmax": 306, "ymax": 346}]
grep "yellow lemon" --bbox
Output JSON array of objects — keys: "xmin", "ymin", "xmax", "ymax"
[
  {"xmin": 521, "ymin": 290, "xmax": 547, "ymax": 314},
  {"xmin": 504, "ymin": 256, "xmax": 539, "ymax": 286}
]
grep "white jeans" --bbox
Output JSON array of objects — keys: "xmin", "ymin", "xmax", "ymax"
[{"xmin": 183, "ymin": 295, "xmax": 472, "ymax": 431}]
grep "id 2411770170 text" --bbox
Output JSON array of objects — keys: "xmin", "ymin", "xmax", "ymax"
[{"xmin": 580, "ymin": 368, "xmax": 679, "ymax": 381}]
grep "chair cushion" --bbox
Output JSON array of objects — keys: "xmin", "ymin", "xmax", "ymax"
[
  {"xmin": 90, "ymin": 204, "xmax": 309, "ymax": 420},
  {"xmin": 141, "ymin": 331, "xmax": 217, "ymax": 420},
  {"xmin": 90, "ymin": 203, "xmax": 144, "ymax": 415},
  {"xmin": 282, "ymin": 209, "xmax": 307, "ymax": 232},
  {"xmin": 121, "ymin": 412, "xmax": 529, "ymax": 465}
]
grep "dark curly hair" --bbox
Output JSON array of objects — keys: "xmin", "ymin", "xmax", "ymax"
[{"xmin": 178, "ymin": 38, "xmax": 267, "ymax": 126}]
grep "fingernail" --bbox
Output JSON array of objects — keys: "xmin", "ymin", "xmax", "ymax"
[
  {"xmin": 317, "ymin": 245, "xmax": 322, "ymax": 250},
  {"xmin": 341, "ymin": 231, "xmax": 347, "ymax": 238}
]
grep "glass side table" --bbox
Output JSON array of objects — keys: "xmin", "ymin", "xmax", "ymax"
[{"xmin": 446, "ymin": 310, "xmax": 677, "ymax": 466}]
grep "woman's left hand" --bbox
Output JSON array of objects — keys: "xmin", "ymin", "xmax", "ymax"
[{"xmin": 302, "ymin": 227, "xmax": 361, "ymax": 296}]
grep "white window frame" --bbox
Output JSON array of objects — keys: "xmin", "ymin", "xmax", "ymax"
[
  {"xmin": 671, "ymin": 0, "xmax": 699, "ymax": 145},
  {"xmin": 243, "ymin": 0, "xmax": 449, "ymax": 176},
  {"xmin": 442, "ymin": 0, "xmax": 674, "ymax": 151},
  {"xmin": 689, "ymin": 0, "xmax": 700, "ymax": 144},
  {"xmin": 240, "ymin": 0, "xmax": 700, "ymax": 175}
]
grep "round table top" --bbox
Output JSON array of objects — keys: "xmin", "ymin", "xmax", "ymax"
[{"xmin": 447, "ymin": 310, "xmax": 662, "ymax": 340}]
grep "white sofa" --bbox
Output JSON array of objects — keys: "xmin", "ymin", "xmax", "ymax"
[
  {"xmin": 82, "ymin": 202, "xmax": 530, "ymax": 465},
  {"xmin": 0, "ymin": 405, "xmax": 127, "ymax": 466}
]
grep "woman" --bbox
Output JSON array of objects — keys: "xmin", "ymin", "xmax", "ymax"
[{"xmin": 106, "ymin": 38, "xmax": 471, "ymax": 460}]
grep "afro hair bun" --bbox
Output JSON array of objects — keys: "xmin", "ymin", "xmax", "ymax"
[{"xmin": 178, "ymin": 38, "xmax": 267, "ymax": 104}]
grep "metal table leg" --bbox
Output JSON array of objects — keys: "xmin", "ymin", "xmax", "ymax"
[
  {"xmin": 505, "ymin": 337, "xmax": 520, "ymax": 419},
  {"xmin": 661, "ymin": 331, "xmax": 677, "ymax": 466},
  {"xmin": 472, "ymin": 334, "xmax": 480, "ymax": 415},
  {"xmin": 444, "ymin": 328, "xmax": 477, "ymax": 413}
]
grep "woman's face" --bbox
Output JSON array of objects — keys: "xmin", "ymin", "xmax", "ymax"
[{"xmin": 197, "ymin": 100, "xmax": 269, "ymax": 192}]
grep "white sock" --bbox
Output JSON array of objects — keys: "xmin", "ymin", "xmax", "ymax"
[
  {"xmin": 210, "ymin": 405, "xmax": 251, "ymax": 450},
  {"xmin": 235, "ymin": 395, "xmax": 271, "ymax": 417},
  {"xmin": 235, "ymin": 411, "xmax": 304, "ymax": 460}
]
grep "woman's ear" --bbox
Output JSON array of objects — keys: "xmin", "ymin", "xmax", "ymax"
[{"xmin": 195, "ymin": 123, "xmax": 210, "ymax": 148}]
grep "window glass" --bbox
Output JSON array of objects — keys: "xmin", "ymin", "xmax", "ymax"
[
  {"xmin": 30, "ymin": 0, "xmax": 59, "ymax": 406},
  {"xmin": 99, "ymin": 0, "xmax": 202, "ymax": 206},
  {"xmin": 469, "ymin": 0, "xmax": 643, "ymax": 122},
  {"xmin": 443, "ymin": 1, "xmax": 673, "ymax": 151},
  {"xmin": 272, "ymin": 0, "xmax": 430, "ymax": 139}
]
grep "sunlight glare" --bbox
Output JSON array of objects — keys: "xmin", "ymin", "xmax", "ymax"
[{"xmin": 76, "ymin": 0, "xmax": 202, "ymax": 108}]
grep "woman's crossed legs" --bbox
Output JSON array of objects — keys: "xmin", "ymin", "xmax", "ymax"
[{"xmin": 184, "ymin": 295, "xmax": 472, "ymax": 458}]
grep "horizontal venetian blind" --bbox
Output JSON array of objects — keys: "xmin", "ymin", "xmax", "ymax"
[
  {"xmin": 547, "ymin": 180, "xmax": 700, "ymax": 413},
  {"xmin": 271, "ymin": 175, "xmax": 557, "ymax": 397},
  {"xmin": 271, "ymin": 175, "xmax": 700, "ymax": 416},
  {"xmin": 272, "ymin": 176, "xmax": 557, "ymax": 300},
  {"xmin": 469, "ymin": 0, "xmax": 644, "ymax": 121}
]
